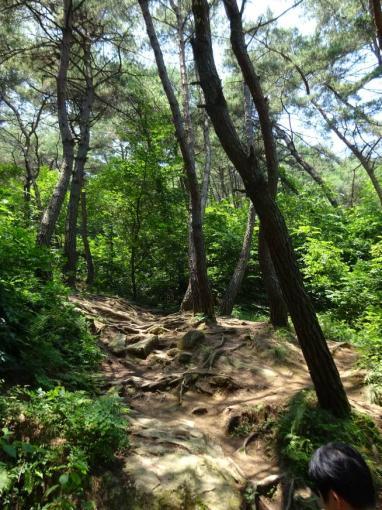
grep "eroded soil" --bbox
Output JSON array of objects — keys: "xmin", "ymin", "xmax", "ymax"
[{"xmin": 71, "ymin": 295, "xmax": 382, "ymax": 510}]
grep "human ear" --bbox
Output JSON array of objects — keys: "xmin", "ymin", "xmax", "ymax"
[
  {"xmin": 331, "ymin": 491, "xmax": 346, "ymax": 510},
  {"xmin": 325, "ymin": 490, "xmax": 341, "ymax": 510}
]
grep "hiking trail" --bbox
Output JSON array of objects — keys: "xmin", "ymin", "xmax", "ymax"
[{"xmin": 71, "ymin": 295, "xmax": 382, "ymax": 510}]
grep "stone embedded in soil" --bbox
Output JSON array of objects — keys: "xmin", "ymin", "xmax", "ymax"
[
  {"xmin": 126, "ymin": 334, "xmax": 158, "ymax": 359},
  {"xmin": 178, "ymin": 329, "xmax": 205, "ymax": 350},
  {"xmin": 125, "ymin": 417, "xmax": 245, "ymax": 510},
  {"xmin": 191, "ymin": 407, "xmax": 208, "ymax": 415},
  {"xmin": 166, "ymin": 347, "xmax": 179, "ymax": 358},
  {"xmin": 108, "ymin": 333, "xmax": 127, "ymax": 356},
  {"xmin": 146, "ymin": 325, "xmax": 168, "ymax": 335},
  {"xmin": 178, "ymin": 351, "xmax": 193, "ymax": 364}
]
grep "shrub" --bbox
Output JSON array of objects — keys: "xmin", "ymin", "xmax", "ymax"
[
  {"xmin": 276, "ymin": 391, "xmax": 382, "ymax": 486},
  {"xmin": 0, "ymin": 386, "xmax": 128, "ymax": 509},
  {"xmin": 0, "ymin": 210, "xmax": 101, "ymax": 389}
]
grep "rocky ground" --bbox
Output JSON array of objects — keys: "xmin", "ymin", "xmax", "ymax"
[{"xmin": 71, "ymin": 295, "xmax": 382, "ymax": 510}]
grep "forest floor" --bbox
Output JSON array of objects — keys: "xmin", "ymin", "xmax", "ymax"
[{"xmin": 71, "ymin": 295, "xmax": 382, "ymax": 510}]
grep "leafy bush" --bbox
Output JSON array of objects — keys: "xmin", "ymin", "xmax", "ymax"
[
  {"xmin": 276, "ymin": 391, "xmax": 382, "ymax": 486},
  {"xmin": 0, "ymin": 386, "xmax": 128, "ymax": 509},
  {"xmin": 0, "ymin": 209, "xmax": 100, "ymax": 388}
]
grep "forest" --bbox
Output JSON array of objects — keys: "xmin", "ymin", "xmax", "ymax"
[{"xmin": 0, "ymin": 0, "xmax": 382, "ymax": 508}]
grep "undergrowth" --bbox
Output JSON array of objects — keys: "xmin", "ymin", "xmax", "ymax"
[
  {"xmin": 0, "ymin": 213, "xmax": 129, "ymax": 509},
  {"xmin": 276, "ymin": 391, "xmax": 382, "ymax": 488},
  {"xmin": 0, "ymin": 213, "xmax": 101, "ymax": 389},
  {"xmin": 319, "ymin": 311, "xmax": 382, "ymax": 406},
  {"xmin": 0, "ymin": 386, "xmax": 128, "ymax": 509}
]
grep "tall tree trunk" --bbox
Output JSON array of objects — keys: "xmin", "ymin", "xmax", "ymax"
[
  {"xmin": 80, "ymin": 189, "xmax": 94, "ymax": 285},
  {"xmin": 313, "ymin": 101, "xmax": 382, "ymax": 207},
  {"xmin": 23, "ymin": 165, "xmax": 32, "ymax": 222},
  {"xmin": 170, "ymin": 1, "xmax": 209, "ymax": 313},
  {"xmin": 200, "ymin": 109, "xmax": 212, "ymax": 215},
  {"xmin": 37, "ymin": 0, "xmax": 74, "ymax": 247},
  {"xmin": 258, "ymin": 229, "xmax": 288, "ymax": 326},
  {"xmin": 182, "ymin": 109, "xmax": 212, "ymax": 311},
  {"xmin": 191, "ymin": 0, "xmax": 350, "ymax": 417},
  {"xmin": 63, "ymin": 48, "xmax": 94, "ymax": 287},
  {"xmin": 139, "ymin": 0, "xmax": 214, "ymax": 319},
  {"xmin": 229, "ymin": 36, "xmax": 288, "ymax": 326},
  {"xmin": 220, "ymin": 84, "xmax": 256, "ymax": 315},
  {"xmin": 220, "ymin": 203, "xmax": 256, "ymax": 315}
]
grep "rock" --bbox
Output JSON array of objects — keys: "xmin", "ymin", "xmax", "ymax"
[
  {"xmin": 92, "ymin": 319, "xmax": 106, "ymax": 333},
  {"xmin": 126, "ymin": 335, "xmax": 158, "ymax": 359},
  {"xmin": 191, "ymin": 407, "xmax": 208, "ymax": 416},
  {"xmin": 178, "ymin": 329, "xmax": 205, "ymax": 351},
  {"xmin": 166, "ymin": 348, "xmax": 179, "ymax": 358},
  {"xmin": 108, "ymin": 333, "xmax": 127, "ymax": 356},
  {"xmin": 126, "ymin": 334, "xmax": 143, "ymax": 344},
  {"xmin": 125, "ymin": 417, "xmax": 245, "ymax": 510},
  {"xmin": 178, "ymin": 351, "xmax": 193, "ymax": 364},
  {"xmin": 147, "ymin": 325, "xmax": 167, "ymax": 335}
]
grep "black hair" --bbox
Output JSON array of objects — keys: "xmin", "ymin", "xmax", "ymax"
[{"xmin": 308, "ymin": 442, "xmax": 376, "ymax": 509}]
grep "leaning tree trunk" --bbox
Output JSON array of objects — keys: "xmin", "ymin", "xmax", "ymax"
[
  {"xmin": 220, "ymin": 84, "xmax": 256, "ymax": 315},
  {"xmin": 220, "ymin": 203, "xmax": 256, "ymax": 315},
  {"xmin": 63, "ymin": 44, "xmax": 94, "ymax": 287},
  {"xmin": 258, "ymin": 229, "xmax": 288, "ymax": 326},
  {"xmin": 80, "ymin": 189, "xmax": 94, "ymax": 285},
  {"xmin": 191, "ymin": 0, "xmax": 350, "ymax": 417},
  {"xmin": 139, "ymin": 0, "xmax": 214, "ymax": 319},
  {"xmin": 314, "ymin": 101, "xmax": 382, "ymax": 207},
  {"xmin": 37, "ymin": 0, "xmax": 74, "ymax": 247},
  {"xmin": 276, "ymin": 126, "xmax": 339, "ymax": 207},
  {"xmin": 223, "ymin": 7, "xmax": 288, "ymax": 326}
]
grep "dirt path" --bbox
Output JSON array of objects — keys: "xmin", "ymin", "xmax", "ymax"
[{"xmin": 71, "ymin": 295, "xmax": 382, "ymax": 510}]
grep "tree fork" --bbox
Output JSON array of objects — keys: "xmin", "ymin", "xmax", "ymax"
[{"xmin": 37, "ymin": 0, "xmax": 75, "ymax": 247}]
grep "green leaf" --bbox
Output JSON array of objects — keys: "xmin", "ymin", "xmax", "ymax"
[
  {"xmin": 44, "ymin": 483, "xmax": 60, "ymax": 499},
  {"xmin": 0, "ymin": 467, "xmax": 10, "ymax": 492},
  {"xmin": 1, "ymin": 441, "xmax": 17, "ymax": 459},
  {"xmin": 59, "ymin": 472, "xmax": 69, "ymax": 486}
]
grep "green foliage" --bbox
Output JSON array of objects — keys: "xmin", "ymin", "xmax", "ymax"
[
  {"xmin": 204, "ymin": 201, "xmax": 262, "ymax": 302},
  {"xmin": 231, "ymin": 305, "xmax": 269, "ymax": 323},
  {"xmin": 0, "ymin": 206, "xmax": 100, "ymax": 389},
  {"xmin": 276, "ymin": 391, "xmax": 382, "ymax": 486},
  {"xmin": 0, "ymin": 386, "xmax": 128, "ymax": 509},
  {"xmin": 86, "ymin": 136, "xmax": 188, "ymax": 304}
]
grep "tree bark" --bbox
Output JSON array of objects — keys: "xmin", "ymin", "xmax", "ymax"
[
  {"xmin": 258, "ymin": 229, "xmax": 288, "ymax": 326},
  {"xmin": 200, "ymin": 109, "xmax": 212, "ymax": 215},
  {"xmin": 223, "ymin": 5, "xmax": 288, "ymax": 326},
  {"xmin": 191, "ymin": 0, "xmax": 350, "ymax": 417},
  {"xmin": 139, "ymin": 0, "xmax": 214, "ymax": 319},
  {"xmin": 80, "ymin": 190, "xmax": 94, "ymax": 285},
  {"xmin": 180, "ymin": 108, "xmax": 213, "ymax": 311},
  {"xmin": 171, "ymin": 0, "xmax": 203, "ymax": 313},
  {"xmin": 370, "ymin": 0, "xmax": 382, "ymax": 61},
  {"xmin": 220, "ymin": 203, "xmax": 256, "ymax": 315},
  {"xmin": 63, "ymin": 43, "xmax": 94, "ymax": 287},
  {"xmin": 276, "ymin": 127, "xmax": 339, "ymax": 207},
  {"xmin": 314, "ymin": 101, "xmax": 382, "ymax": 207},
  {"xmin": 220, "ymin": 84, "xmax": 256, "ymax": 316},
  {"xmin": 37, "ymin": 0, "xmax": 75, "ymax": 247}
]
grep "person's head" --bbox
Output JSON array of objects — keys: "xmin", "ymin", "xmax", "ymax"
[{"xmin": 308, "ymin": 442, "xmax": 376, "ymax": 510}]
